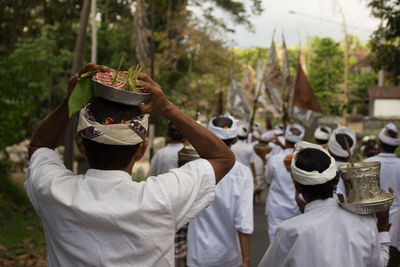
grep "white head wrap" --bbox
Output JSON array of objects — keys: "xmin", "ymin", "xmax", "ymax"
[
  {"xmin": 362, "ymin": 136, "xmax": 370, "ymax": 142},
  {"xmin": 314, "ymin": 126, "xmax": 332, "ymax": 141},
  {"xmin": 379, "ymin": 123, "xmax": 400, "ymax": 146},
  {"xmin": 77, "ymin": 103, "xmax": 149, "ymax": 145},
  {"xmin": 327, "ymin": 126, "xmax": 356, "ymax": 158},
  {"xmin": 237, "ymin": 124, "xmax": 249, "ymax": 137},
  {"xmin": 208, "ymin": 113, "xmax": 238, "ymax": 139},
  {"xmin": 291, "ymin": 141, "xmax": 337, "ymax": 185},
  {"xmin": 285, "ymin": 123, "xmax": 305, "ymax": 143}
]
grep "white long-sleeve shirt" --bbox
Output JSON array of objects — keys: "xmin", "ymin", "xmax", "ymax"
[
  {"xmin": 186, "ymin": 161, "xmax": 254, "ymax": 267},
  {"xmin": 390, "ymin": 206, "xmax": 400, "ymax": 251},
  {"xmin": 364, "ymin": 153, "xmax": 400, "ymax": 224},
  {"xmin": 258, "ymin": 198, "xmax": 390, "ymax": 267},
  {"xmin": 25, "ymin": 148, "xmax": 215, "ymax": 267},
  {"xmin": 265, "ymin": 148, "xmax": 300, "ymax": 241},
  {"xmin": 231, "ymin": 139, "xmax": 255, "ymax": 167}
]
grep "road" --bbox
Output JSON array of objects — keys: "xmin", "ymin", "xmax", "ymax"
[{"xmin": 250, "ymin": 194, "xmax": 270, "ymax": 267}]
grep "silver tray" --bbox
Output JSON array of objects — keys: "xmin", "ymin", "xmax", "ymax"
[
  {"xmin": 93, "ymin": 79, "xmax": 150, "ymax": 106},
  {"xmin": 338, "ymin": 192, "xmax": 395, "ymax": 215}
]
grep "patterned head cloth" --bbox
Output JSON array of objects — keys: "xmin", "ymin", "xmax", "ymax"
[{"xmin": 77, "ymin": 103, "xmax": 149, "ymax": 145}]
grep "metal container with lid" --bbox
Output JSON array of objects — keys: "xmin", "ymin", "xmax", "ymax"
[
  {"xmin": 338, "ymin": 162, "xmax": 395, "ymax": 214},
  {"xmin": 178, "ymin": 144, "xmax": 200, "ymax": 167}
]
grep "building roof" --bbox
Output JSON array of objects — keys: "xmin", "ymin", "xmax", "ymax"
[{"xmin": 366, "ymin": 86, "xmax": 400, "ymax": 101}]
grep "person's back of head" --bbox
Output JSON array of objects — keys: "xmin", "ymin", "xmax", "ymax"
[
  {"xmin": 291, "ymin": 142, "xmax": 338, "ymax": 201},
  {"xmin": 208, "ymin": 114, "xmax": 237, "ymax": 147},
  {"xmin": 314, "ymin": 126, "xmax": 331, "ymax": 145},
  {"xmin": 167, "ymin": 122, "xmax": 184, "ymax": 142},
  {"xmin": 379, "ymin": 123, "xmax": 400, "ymax": 153},
  {"xmin": 285, "ymin": 123, "xmax": 305, "ymax": 147},
  {"xmin": 79, "ymin": 98, "xmax": 145, "ymax": 170},
  {"xmin": 328, "ymin": 127, "xmax": 356, "ymax": 161}
]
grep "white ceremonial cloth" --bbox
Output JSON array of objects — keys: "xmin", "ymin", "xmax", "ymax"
[
  {"xmin": 390, "ymin": 206, "xmax": 400, "ymax": 251},
  {"xmin": 364, "ymin": 153, "xmax": 400, "ymax": 224},
  {"xmin": 231, "ymin": 139, "xmax": 255, "ymax": 167},
  {"xmin": 25, "ymin": 148, "xmax": 215, "ymax": 267},
  {"xmin": 258, "ymin": 198, "xmax": 390, "ymax": 267},
  {"xmin": 252, "ymin": 143, "xmax": 266, "ymax": 189},
  {"xmin": 266, "ymin": 136, "xmax": 285, "ymax": 160},
  {"xmin": 148, "ymin": 143, "xmax": 184, "ymax": 176},
  {"xmin": 261, "ymin": 130, "xmax": 275, "ymax": 140},
  {"xmin": 335, "ymin": 161, "xmax": 348, "ymax": 196},
  {"xmin": 264, "ymin": 148, "xmax": 301, "ymax": 241},
  {"xmin": 186, "ymin": 161, "xmax": 254, "ymax": 267}
]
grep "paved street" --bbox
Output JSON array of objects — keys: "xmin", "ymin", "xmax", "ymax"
[{"xmin": 250, "ymin": 194, "xmax": 270, "ymax": 267}]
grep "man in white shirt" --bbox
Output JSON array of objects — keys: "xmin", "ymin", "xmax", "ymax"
[
  {"xmin": 265, "ymin": 122, "xmax": 305, "ymax": 241},
  {"xmin": 148, "ymin": 122, "xmax": 184, "ymax": 176},
  {"xmin": 327, "ymin": 126, "xmax": 356, "ymax": 196},
  {"xmin": 24, "ymin": 63, "xmax": 235, "ymax": 267},
  {"xmin": 259, "ymin": 141, "xmax": 391, "ymax": 267},
  {"xmin": 187, "ymin": 114, "xmax": 254, "ymax": 267},
  {"xmin": 231, "ymin": 123, "xmax": 257, "ymax": 186},
  {"xmin": 364, "ymin": 122, "xmax": 400, "ymax": 224},
  {"xmin": 389, "ymin": 206, "xmax": 400, "ymax": 267}
]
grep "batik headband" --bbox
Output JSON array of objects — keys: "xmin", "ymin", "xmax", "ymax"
[{"xmin": 77, "ymin": 103, "xmax": 149, "ymax": 145}]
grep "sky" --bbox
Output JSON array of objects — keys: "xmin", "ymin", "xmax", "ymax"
[{"xmin": 190, "ymin": 0, "xmax": 381, "ymax": 48}]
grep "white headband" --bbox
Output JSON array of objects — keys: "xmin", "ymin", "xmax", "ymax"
[
  {"xmin": 379, "ymin": 123, "xmax": 400, "ymax": 146},
  {"xmin": 285, "ymin": 123, "xmax": 305, "ymax": 143},
  {"xmin": 208, "ymin": 113, "xmax": 238, "ymax": 140},
  {"xmin": 291, "ymin": 141, "xmax": 337, "ymax": 185},
  {"xmin": 328, "ymin": 127, "xmax": 356, "ymax": 158},
  {"xmin": 77, "ymin": 103, "xmax": 149, "ymax": 145},
  {"xmin": 314, "ymin": 126, "xmax": 331, "ymax": 141},
  {"xmin": 238, "ymin": 124, "xmax": 249, "ymax": 137}
]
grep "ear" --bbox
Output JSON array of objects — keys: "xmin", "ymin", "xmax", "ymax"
[
  {"xmin": 133, "ymin": 140, "xmax": 149, "ymax": 161},
  {"xmin": 75, "ymin": 134, "xmax": 86, "ymax": 157}
]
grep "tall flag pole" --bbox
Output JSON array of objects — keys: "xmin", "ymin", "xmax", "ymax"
[
  {"xmin": 230, "ymin": 69, "xmax": 251, "ymax": 122},
  {"xmin": 281, "ymin": 32, "xmax": 292, "ymax": 130}
]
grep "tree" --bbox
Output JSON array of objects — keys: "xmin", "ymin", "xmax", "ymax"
[
  {"xmin": 368, "ymin": 0, "xmax": 400, "ymax": 84},
  {"xmin": 308, "ymin": 37, "xmax": 344, "ymax": 115}
]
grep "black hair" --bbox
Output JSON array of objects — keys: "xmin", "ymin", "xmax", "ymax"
[
  {"xmin": 315, "ymin": 139, "xmax": 328, "ymax": 145},
  {"xmin": 212, "ymin": 117, "xmax": 233, "ymax": 128},
  {"xmin": 82, "ymin": 98, "xmax": 141, "ymax": 170},
  {"xmin": 335, "ymin": 133, "xmax": 353, "ymax": 150},
  {"xmin": 295, "ymin": 148, "xmax": 337, "ymax": 199},
  {"xmin": 212, "ymin": 116, "xmax": 235, "ymax": 147},
  {"xmin": 381, "ymin": 129, "xmax": 398, "ymax": 153},
  {"xmin": 238, "ymin": 135, "xmax": 247, "ymax": 140},
  {"xmin": 222, "ymin": 138, "xmax": 235, "ymax": 147},
  {"xmin": 167, "ymin": 122, "xmax": 184, "ymax": 141},
  {"xmin": 320, "ymin": 127, "xmax": 330, "ymax": 134}
]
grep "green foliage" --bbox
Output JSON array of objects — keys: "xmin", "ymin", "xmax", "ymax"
[
  {"xmin": 368, "ymin": 0, "xmax": 400, "ymax": 84},
  {"xmin": 308, "ymin": 37, "xmax": 344, "ymax": 115},
  {"xmin": 0, "ymin": 25, "xmax": 72, "ymax": 151}
]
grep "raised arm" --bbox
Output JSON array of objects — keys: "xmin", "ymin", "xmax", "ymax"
[
  {"xmin": 28, "ymin": 63, "xmax": 111, "ymax": 159},
  {"xmin": 137, "ymin": 73, "xmax": 235, "ymax": 183}
]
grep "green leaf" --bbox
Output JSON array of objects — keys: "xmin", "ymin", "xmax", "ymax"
[
  {"xmin": 80, "ymin": 70, "xmax": 100, "ymax": 79},
  {"xmin": 68, "ymin": 77, "xmax": 93, "ymax": 117}
]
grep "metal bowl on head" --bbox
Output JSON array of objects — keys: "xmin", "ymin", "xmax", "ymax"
[
  {"xmin": 92, "ymin": 79, "xmax": 150, "ymax": 106},
  {"xmin": 337, "ymin": 162, "xmax": 395, "ymax": 214}
]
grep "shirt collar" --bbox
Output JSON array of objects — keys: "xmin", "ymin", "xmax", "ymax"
[
  {"xmin": 304, "ymin": 198, "xmax": 337, "ymax": 213},
  {"xmin": 85, "ymin": 169, "xmax": 132, "ymax": 181}
]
